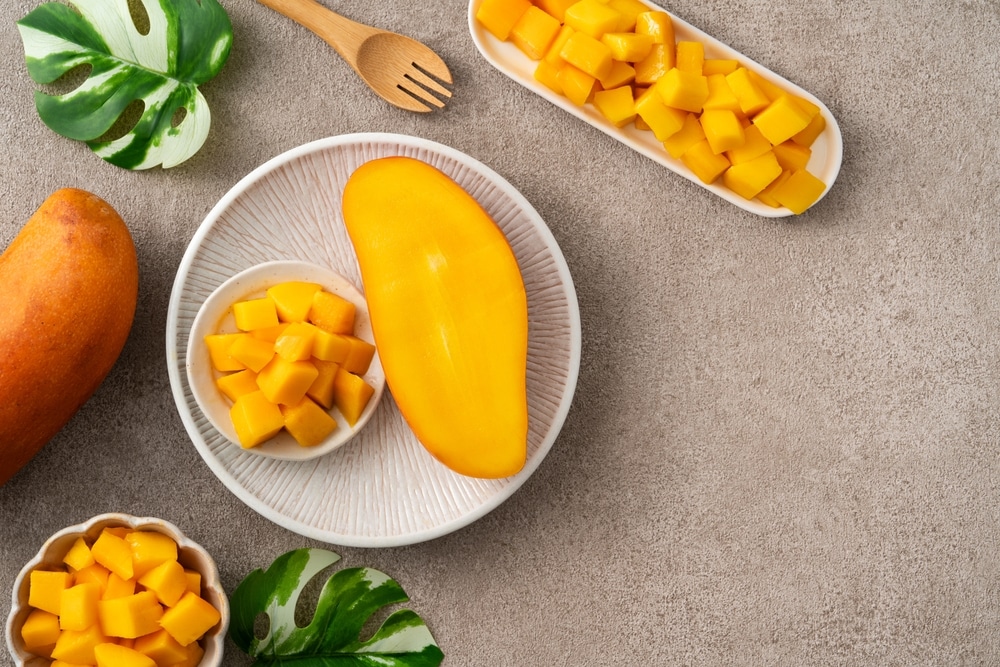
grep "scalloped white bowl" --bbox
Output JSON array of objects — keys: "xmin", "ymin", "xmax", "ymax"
[{"xmin": 5, "ymin": 513, "xmax": 228, "ymax": 667}]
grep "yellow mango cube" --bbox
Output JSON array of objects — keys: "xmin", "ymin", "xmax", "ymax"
[
  {"xmin": 51, "ymin": 625, "xmax": 108, "ymax": 665},
  {"xmin": 183, "ymin": 570, "xmax": 202, "ymax": 596},
  {"xmin": 559, "ymin": 31, "xmax": 613, "ymax": 80},
  {"xmin": 98, "ymin": 591, "xmax": 164, "ymax": 639},
  {"xmin": 204, "ymin": 333, "xmax": 245, "ymax": 372},
  {"xmin": 134, "ymin": 629, "xmax": 188, "ymax": 667},
  {"xmin": 169, "ymin": 641, "xmax": 204, "ymax": 667},
  {"xmin": 475, "ymin": 0, "xmax": 531, "ymax": 40},
  {"xmin": 756, "ymin": 170, "xmax": 792, "ymax": 207},
  {"xmin": 308, "ymin": 290, "xmax": 356, "ymax": 335},
  {"xmin": 662, "ymin": 112, "xmax": 706, "ymax": 159},
  {"xmin": 557, "ymin": 63, "xmax": 597, "ymax": 106},
  {"xmin": 770, "ymin": 169, "xmax": 827, "ymax": 214},
  {"xmin": 102, "ymin": 572, "xmax": 136, "ymax": 600},
  {"xmin": 772, "ymin": 140, "xmax": 812, "ymax": 172},
  {"xmin": 675, "ymin": 40, "xmax": 704, "ymax": 73},
  {"xmin": 543, "ymin": 25, "xmax": 574, "ymax": 67},
  {"xmin": 726, "ymin": 124, "xmax": 772, "ymax": 164},
  {"xmin": 94, "ymin": 643, "xmax": 156, "ymax": 667},
  {"xmin": 535, "ymin": 0, "xmax": 576, "ymax": 21},
  {"xmin": 281, "ymin": 397, "xmax": 338, "ymax": 447},
  {"xmin": 307, "ymin": 360, "xmax": 340, "ymax": 410},
  {"xmin": 681, "ymin": 139, "xmax": 731, "ymax": 184},
  {"xmin": 655, "ymin": 68, "xmax": 709, "ymax": 112},
  {"xmin": 232, "ymin": 297, "xmax": 279, "ymax": 332},
  {"xmin": 725, "ymin": 67, "xmax": 770, "ymax": 115},
  {"xmin": 59, "ymin": 582, "xmax": 101, "ymax": 631},
  {"xmin": 21, "ymin": 609, "xmax": 61, "ymax": 648},
  {"xmin": 634, "ymin": 10, "xmax": 673, "ymax": 44},
  {"xmin": 125, "ymin": 531, "xmax": 178, "ymax": 579},
  {"xmin": 216, "ymin": 369, "xmax": 260, "ymax": 402},
  {"xmin": 634, "ymin": 87, "xmax": 687, "ymax": 141},
  {"xmin": 159, "ymin": 592, "xmax": 221, "ymax": 647},
  {"xmin": 273, "ymin": 322, "xmax": 318, "ymax": 362},
  {"xmin": 138, "ymin": 559, "xmax": 188, "ymax": 608},
  {"xmin": 600, "ymin": 32, "xmax": 652, "ymax": 62},
  {"xmin": 333, "ymin": 367, "xmax": 375, "ymax": 427},
  {"xmin": 341, "ymin": 335, "xmax": 377, "ymax": 375},
  {"xmin": 753, "ymin": 94, "xmax": 813, "ymax": 145},
  {"xmin": 599, "ymin": 60, "xmax": 636, "ymax": 90},
  {"xmin": 90, "ymin": 530, "xmax": 133, "ymax": 581},
  {"xmin": 700, "ymin": 109, "xmax": 745, "ymax": 154},
  {"xmin": 29, "ymin": 570, "xmax": 71, "ymax": 615},
  {"xmin": 608, "ymin": 0, "xmax": 649, "ymax": 30},
  {"xmin": 256, "ymin": 357, "xmax": 319, "ymax": 406},
  {"xmin": 511, "ymin": 6, "xmax": 561, "ymax": 60},
  {"xmin": 593, "ymin": 86, "xmax": 636, "ymax": 127},
  {"xmin": 250, "ymin": 322, "xmax": 289, "ymax": 343},
  {"xmin": 230, "ymin": 390, "xmax": 285, "ymax": 448},
  {"xmin": 72, "ymin": 563, "xmax": 110, "ymax": 592},
  {"xmin": 311, "ymin": 327, "xmax": 350, "ymax": 363},
  {"xmin": 703, "ymin": 74, "xmax": 741, "ymax": 113},
  {"xmin": 722, "ymin": 151, "xmax": 783, "ymax": 199},
  {"xmin": 227, "ymin": 334, "xmax": 275, "ymax": 373},
  {"xmin": 703, "ymin": 58, "xmax": 739, "ymax": 75},
  {"xmin": 563, "ymin": 0, "xmax": 622, "ymax": 39},
  {"xmin": 266, "ymin": 281, "xmax": 321, "ymax": 323},
  {"xmin": 792, "ymin": 111, "xmax": 827, "ymax": 147},
  {"xmin": 63, "ymin": 538, "xmax": 95, "ymax": 572},
  {"xmin": 633, "ymin": 43, "xmax": 674, "ymax": 86}
]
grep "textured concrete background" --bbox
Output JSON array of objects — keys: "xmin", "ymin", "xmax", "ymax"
[{"xmin": 2, "ymin": 0, "xmax": 1000, "ymax": 665}]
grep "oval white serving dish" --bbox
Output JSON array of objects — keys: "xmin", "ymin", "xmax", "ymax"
[{"xmin": 468, "ymin": 0, "xmax": 843, "ymax": 217}]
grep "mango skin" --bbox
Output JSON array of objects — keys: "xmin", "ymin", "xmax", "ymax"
[{"xmin": 0, "ymin": 188, "xmax": 138, "ymax": 486}]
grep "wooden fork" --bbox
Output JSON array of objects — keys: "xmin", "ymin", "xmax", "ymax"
[{"xmin": 256, "ymin": 0, "xmax": 453, "ymax": 112}]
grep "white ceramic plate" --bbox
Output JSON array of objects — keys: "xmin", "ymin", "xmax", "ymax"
[
  {"xmin": 185, "ymin": 260, "xmax": 386, "ymax": 461},
  {"xmin": 468, "ymin": 0, "xmax": 844, "ymax": 217},
  {"xmin": 166, "ymin": 133, "xmax": 581, "ymax": 548}
]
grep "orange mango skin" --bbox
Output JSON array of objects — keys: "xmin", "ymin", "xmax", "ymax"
[
  {"xmin": 0, "ymin": 188, "xmax": 138, "ymax": 486},
  {"xmin": 342, "ymin": 157, "xmax": 528, "ymax": 478}
]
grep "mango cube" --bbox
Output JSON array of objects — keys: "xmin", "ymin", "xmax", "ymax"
[
  {"xmin": 600, "ymin": 32, "xmax": 652, "ymax": 62},
  {"xmin": 98, "ymin": 591, "xmax": 163, "ymax": 639},
  {"xmin": 557, "ymin": 63, "xmax": 596, "ymax": 106},
  {"xmin": 599, "ymin": 60, "xmax": 635, "ymax": 89},
  {"xmin": 535, "ymin": 0, "xmax": 576, "ymax": 21},
  {"xmin": 725, "ymin": 124, "xmax": 772, "ymax": 164},
  {"xmin": 756, "ymin": 170, "xmax": 792, "ymax": 207},
  {"xmin": 703, "ymin": 58, "xmax": 739, "ymax": 75},
  {"xmin": 63, "ymin": 538, "xmax": 95, "ymax": 572},
  {"xmin": 700, "ymin": 109, "xmax": 745, "ymax": 154},
  {"xmin": 159, "ymin": 592, "xmax": 221, "ymax": 646},
  {"xmin": 333, "ymin": 367, "xmax": 375, "ymax": 427},
  {"xmin": 308, "ymin": 290, "xmax": 356, "ymax": 335},
  {"xmin": 227, "ymin": 334, "xmax": 275, "ymax": 373},
  {"xmin": 681, "ymin": 139, "xmax": 731, "ymax": 184},
  {"xmin": 608, "ymin": 0, "xmax": 649, "ymax": 31},
  {"xmin": 51, "ymin": 625, "xmax": 108, "ymax": 664},
  {"xmin": 71, "ymin": 563, "xmax": 110, "ymax": 592},
  {"xmin": 703, "ymin": 74, "xmax": 741, "ymax": 113},
  {"xmin": 633, "ymin": 43, "xmax": 674, "ymax": 86},
  {"xmin": 772, "ymin": 140, "xmax": 812, "ymax": 172},
  {"xmin": 543, "ymin": 25, "xmax": 574, "ymax": 67},
  {"xmin": 511, "ymin": 6, "xmax": 561, "ymax": 60},
  {"xmin": 90, "ymin": 530, "xmax": 133, "ymax": 581},
  {"xmin": 753, "ymin": 95, "xmax": 814, "ymax": 145},
  {"xmin": 169, "ymin": 641, "xmax": 204, "ymax": 667},
  {"xmin": 634, "ymin": 87, "xmax": 687, "ymax": 141},
  {"xmin": 250, "ymin": 323, "xmax": 289, "ymax": 343},
  {"xmin": 563, "ymin": 0, "xmax": 621, "ymax": 39},
  {"xmin": 230, "ymin": 390, "xmax": 285, "ymax": 449},
  {"xmin": 675, "ymin": 40, "xmax": 704, "ymax": 74},
  {"xmin": 138, "ymin": 559, "xmax": 187, "ymax": 607},
  {"xmin": 725, "ymin": 67, "xmax": 770, "ymax": 115},
  {"xmin": 311, "ymin": 327, "xmax": 351, "ymax": 363},
  {"xmin": 216, "ymin": 369, "xmax": 260, "ymax": 402},
  {"xmin": 256, "ymin": 356, "xmax": 319, "ymax": 406},
  {"xmin": 29, "ymin": 570, "xmax": 71, "ymax": 615},
  {"xmin": 722, "ymin": 151, "xmax": 783, "ymax": 199},
  {"xmin": 792, "ymin": 112, "xmax": 827, "ymax": 147},
  {"xmin": 102, "ymin": 572, "xmax": 136, "ymax": 600},
  {"xmin": 282, "ymin": 397, "xmax": 339, "ymax": 447},
  {"xmin": 204, "ymin": 333, "xmax": 245, "ymax": 372},
  {"xmin": 125, "ymin": 531, "xmax": 178, "ymax": 579},
  {"xmin": 655, "ymin": 68, "xmax": 709, "ymax": 113},
  {"xmin": 307, "ymin": 360, "xmax": 340, "ymax": 410},
  {"xmin": 273, "ymin": 322, "xmax": 318, "ymax": 361},
  {"xmin": 634, "ymin": 10, "xmax": 673, "ymax": 44},
  {"xmin": 94, "ymin": 643, "xmax": 156, "ymax": 667},
  {"xmin": 475, "ymin": 0, "xmax": 531, "ymax": 40},
  {"xmin": 21, "ymin": 609, "xmax": 61, "ymax": 648},
  {"xmin": 340, "ymin": 335, "xmax": 377, "ymax": 375},
  {"xmin": 59, "ymin": 582, "xmax": 101, "ymax": 631},
  {"xmin": 559, "ymin": 31, "xmax": 613, "ymax": 80},
  {"xmin": 266, "ymin": 281, "xmax": 321, "ymax": 322},
  {"xmin": 593, "ymin": 86, "xmax": 636, "ymax": 127},
  {"xmin": 662, "ymin": 113, "xmax": 706, "ymax": 159},
  {"xmin": 184, "ymin": 570, "xmax": 202, "ymax": 596},
  {"xmin": 134, "ymin": 629, "xmax": 188, "ymax": 667},
  {"xmin": 232, "ymin": 297, "xmax": 278, "ymax": 332},
  {"xmin": 770, "ymin": 169, "xmax": 827, "ymax": 214}
]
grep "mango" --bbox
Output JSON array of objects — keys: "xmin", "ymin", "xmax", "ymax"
[
  {"xmin": 342, "ymin": 157, "xmax": 529, "ymax": 478},
  {"xmin": 159, "ymin": 592, "xmax": 221, "ymax": 646},
  {"xmin": 0, "ymin": 188, "xmax": 137, "ymax": 486}
]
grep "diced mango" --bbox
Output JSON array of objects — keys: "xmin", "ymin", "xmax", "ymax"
[
  {"xmin": 600, "ymin": 32, "xmax": 652, "ymax": 62},
  {"xmin": 535, "ymin": 0, "xmax": 576, "ymax": 22},
  {"xmin": 559, "ymin": 31, "xmax": 613, "ymax": 80},
  {"xmin": 94, "ymin": 643, "xmax": 157, "ymax": 667},
  {"xmin": 593, "ymin": 85, "xmax": 636, "ymax": 127},
  {"xmin": 753, "ymin": 94, "xmax": 813, "ymax": 145},
  {"xmin": 311, "ymin": 327, "xmax": 351, "ymax": 363},
  {"xmin": 599, "ymin": 60, "xmax": 636, "ymax": 89},
  {"xmin": 563, "ymin": 0, "xmax": 622, "ymax": 39},
  {"xmin": 700, "ymin": 109, "xmax": 745, "ymax": 154},
  {"xmin": 557, "ymin": 63, "xmax": 597, "ymax": 106},
  {"xmin": 772, "ymin": 140, "xmax": 812, "ymax": 172},
  {"xmin": 308, "ymin": 290, "xmax": 356, "ymax": 335},
  {"xmin": 655, "ymin": 68, "xmax": 709, "ymax": 113},
  {"xmin": 63, "ymin": 538, "xmax": 95, "ymax": 572},
  {"xmin": 227, "ymin": 334, "xmax": 275, "ymax": 373},
  {"xmin": 662, "ymin": 112, "xmax": 706, "ymax": 159},
  {"xmin": 340, "ymin": 335, "xmax": 377, "ymax": 376},
  {"xmin": 333, "ymin": 367, "xmax": 375, "ymax": 427},
  {"xmin": 723, "ymin": 151, "xmax": 783, "ymax": 199},
  {"xmin": 256, "ymin": 356, "xmax": 319, "ymax": 406},
  {"xmin": 511, "ymin": 6, "xmax": 561, "ymax": 60},
  {"xmin": 102, "ymin": 572, "xmax": 136, "ymax": 601},
  {"xmin": 232, "ymin": 297, "xmax": 279, "ymax": 332},
  {"xmin": 90, "ymin": 530, "xmax": 133, "ymax": 581},
  {"xmin": 216, "ymin": 369, "xmax": 260, "ymax": 402},
  {"xmin": 273, "ymin": 322, "xmax": 318, "ymax": 362},
  {"xmin": 681, "ymin": 139, "xmax": 731, "ymax": 184},
  {"xmin": 125, "ymin": 531, "xmax": 178, "ymax": 579},
  {"xmin": 725, "ymin": 67, "xmax": 770, "ymax": 115},
  {"xmin": 59, "ymin": 582, "xmax": 101, "ymax": 631},
  {"xmin": 204, "ymin": 334, "xmax": 245, "ymax": 372},
  {"xmin": 634, "ymin": 10, "xmax": 673, "ymax": 44},
  {"xmin": 756, "ymin": 170, "xmax": 792, "ymax": 207},
  {"xmin": 266, "ymin": 281, "xmax": 322, "ymax": 323},
  {"xmin": 21, "ymin": 609, "xmax": 61, "ymax": 649},
  {"xmin": 282, "ymin": 397, "xmax": 339, "ymax": 447},
  {"xmin": 307, "ymin": 360, "xmax": 340, "ymax": 410},
  {"xmin": 608, "ymin": 0, "xmax": 649, "ymax": 31},
  {"xmin": 634, "ymin": 87, "xmax": 687, "ymax": 141},
  {"xmin": 168, "ymin": 640, "xmax": 204, "ymax": 667},
  {"xmin": 726, "ymin": 124, "xmax": 772, "ymax": 164},
  {"xmin": 98, "ymin": 591, "xmax": 163, "ymax": 639},
  {"xmin": 769, "ymin": 169, "xmax": 827, "ymax": 214},
  {"xmin": 475, "ymin": 0, "xmax": 531, "ymax": 41},
  {"xmin": 183, "ymin": 570, "xmax": 202, "ymax": 597},
  {"xmin": 543, "ymin": 25, "xmax": 575, "ymax": 67},
  {"xmin": 138, "ymin": 559, "xmax": 187, "ymax": 608},
  {"xmin": 52, "ymin": 661, "xmax": 91, "ymax": 667},
  {"xmin": 229, "ymin": 390, "xmax": 285, "ymax": 449},
  {"xmin": 51, "ymin": 625, "xmax": 108, "ymax": 665},
  {"xmin": 633, "ymin": 43, "xmax": 674, "ymax": 86},
  {"xmin": 703, "ymin": 58, "xmax": 739, "ymax": 75},
  {"xmin": 792, "ymin": 111, "xmax": 827, "ymax": 147},
  {"xmin": 29, "ymin": 570, "xmax": 71, "ymax": 615},
  {"xmin": 159, "ymin": 592, "xmax": 221, "ymax": 647},
  {"xmin": 71, "ymin": 563, "xmax": 110, "ymax": 592},
  {"xmin": 250, "ymin": 323, "xmax": 289, "ymax": 343},
  {"xmin": 675, "ymin": 41, "xmax": 704, "ymax": 73},
  {"xmin": 134, "ymin": 629, "xmax": 188, "ymax": 667},
  {"xmin": 534, "ymin": 61, "xmax": 562, "ymax": 94},
  {"xmin": 703, "ymin": 74, "xmax": 741, "ymax": 113}
]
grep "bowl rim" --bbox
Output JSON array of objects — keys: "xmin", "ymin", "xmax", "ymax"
[{"xmin": 5, "ymin": 513, "xmax": 229, "ymax": 667}]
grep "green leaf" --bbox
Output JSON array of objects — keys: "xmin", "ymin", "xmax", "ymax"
[
  {"xmin": 16, "ymin": 0, "xmax": 233, "ymax": 169},
  {"xmin": 230, "ymin": 548, "xmax": 445, "ymax": 667}
]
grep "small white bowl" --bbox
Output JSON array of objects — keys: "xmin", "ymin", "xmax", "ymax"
[
  {"xmin": 186, "ymin": 260, "xmax": 386, "ymax": 460},
  {"xmin": 5, "ymin": 513, "xmax": 228, "ymax": 667}
]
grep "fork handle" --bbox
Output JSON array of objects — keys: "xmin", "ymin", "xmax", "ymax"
[{"xmin": 255, "ymin": 0, "xmax": 374, "ymax": 68}]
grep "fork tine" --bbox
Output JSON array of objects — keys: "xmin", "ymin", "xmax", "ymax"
[
  {"xmin": 411, "ymin": 49, "xmax": 452, "ymax": 84},
  {"xmin": 398, "ymin": 81, "xmax": 447, "ymax": 109},
  {"xmin": 406, "ymin": 66, "xmax": 452, "ymax": 98}
]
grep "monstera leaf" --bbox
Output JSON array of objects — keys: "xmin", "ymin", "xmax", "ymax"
[
  {"xmin": 16, "ymin": 0, "xmax": 233, "ymax": 169},
  {"xmin": 230, "ymin": 548, "xmax": 445, "ymax": 667}
]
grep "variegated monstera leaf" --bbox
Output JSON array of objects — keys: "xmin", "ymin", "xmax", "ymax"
[
  {"xmin": 17, "ymin": 0, "xmax": 233, "ymax": 169},
  {"xmin": 230, "ymin": 548, "xmax": 445, "ymax": 666}
]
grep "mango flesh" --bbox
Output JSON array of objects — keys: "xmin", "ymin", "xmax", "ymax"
[
  {"xmin": 0, "ymin": 188, "xmax": 137, "ymax": 486},
  {"xmin": 342, "ymin": 156, "xmax": 529, "ymax": 479}
]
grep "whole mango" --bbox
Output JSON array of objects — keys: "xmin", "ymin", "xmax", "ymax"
[{"xmin": 0, "ymin": 188, "xmax": 138, "ymax": 486}]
